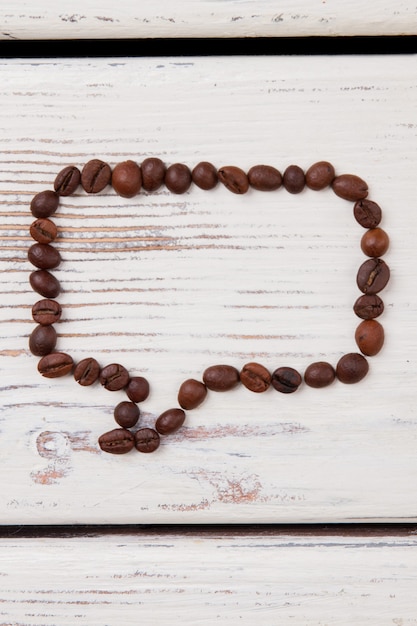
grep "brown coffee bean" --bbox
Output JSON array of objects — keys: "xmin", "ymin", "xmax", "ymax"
[
  {"xmin": 29, "ymin": 324, "xmax": 57, "ymax": 356},
  {"xmin": 283, "ymin": 165, "xmax": 305, "ymax": 194},
  {"xmin": 353, "ymin": 294, "xmax": 384, "ymax": 319},
  {"xmin": 305, "ymin": 161, "xmax": 335, "ymax": 190},
  {"xmin": 29, "ymin": 270, "xmax": 61, "ymax": 299},
  {"xmin": 28, "ymin": 243, "xmax": 61, "ymax": 270},
  {"xmin": 98, "ymin": 428, "xmax": 135, "ymax": 454},
  {"xmin": 357, "ymin": 258, "xmax": 390, "ymax": 295},
  {"xmin": 30, "ymin": 218, "xmax": 58, "ymax": 244},
  {"xmin": 353, "ymin": 199, "xmax": 382, "ymax": 228},
  {"xmin": 81, "ymin": 159, "xmax": 112, "ymax": 193},
  {"xmin": 135, "ymin": 428, "xmax": 160, "ymax": 453},
  {"xmin": 203, "ymin": 364, "xmax": 240, "ymax": 392},
  {"xmin": 360, "ymin": 228, "xmax": 389, "ymax": 257},
  {"xmin": 218, "ymin": 166, "xmax": 249, "ymax": 194},
  {"xmin": 38, "ymin": 352, "xmax": 73, "ymax": 378},
  {"xmin": 99, "ymin": 363, "xmax": 130, "ymax": 391},
  {"xmin": 178, "ymin": 379, "xmax": 207, "ymax": 410},
  {"xmin": 240, "ymin": 362, "xmax": 271, "ymax": 393},
  {"xmin": 141, "ymin": 157, "xmax": 166, "ymax": 192},
  {"xmin": 54, "ymin": 165, "xmax": 81, "ymax": 196},
  {"xmin": 336, "ymin": 352, "xmax": 369, "ymax": 384},
  {"xmin": 332, "ymin": 174, "xmax": 368, "ymax": 201},
  {"xmin": 112, "ymin": 160, "xmax": 142, "ymax": 198},
  {"xmin": 165, "ymin": 163, "xmax": 192, "ymax": 194},
  {"xmin": 32, "ymin": 299, "xmax": 62, "ymax": 325},
  {"xmin": 155, "ymin": 408, "xmax": 186, "ymax": 435},
  {"xmin": 73, "ymin": 357, "xmax": 100, "ymax": 386},
  {"xmin": 192, "ymin": 161, "xmax": 218, "ymax": 190},
  {"xmin": 125, "ymin": 376, "xmax": 150, "ymax": 403},
  {"xmin": 114, "ymin": 401, "xmax": 140, "ymax": 428},
  {"xmin": 30, "ymin": 190, "xmax": 59, "ymax": 219},
  {"xmin": 355, "ymin": 319, "xmax": 384, "ymax": 356},
  {"xmin": 247, "ymin": 165, "xmax": 282, "ymax": 191},
  {"xmin": 304, "ymin": 361, "xmax": 335, "ymax": 388},
  {"xmin": 271, "ymin": 366, "xmax": 302, "ymax": 393}
]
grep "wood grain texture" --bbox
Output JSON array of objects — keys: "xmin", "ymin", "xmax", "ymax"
[
  {"xmin": 0, "ymin": 55, "xmax": 416, "ymax": 524},
  {"xmin": 0, "ymin": 0, "xmax": 416, "ymax": 39}
]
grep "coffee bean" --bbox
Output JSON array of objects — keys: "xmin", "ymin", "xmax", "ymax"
[
  {"xmin": 98, "ymin": 428, "xmax": 135, "ymax": 454},
  {"xmin": 54, "ymin": 165, "xmax": 81, "ymax": 196},
  {"xmin": 155, "ymin": 408, "xmax": 186, "ymax": 435},
  {"xmin": 29, "ymin": 270, "xmax": 61, "ymax": 298},
  {"xmin": 240, "ymin": 362, "xmax": 271, "ymax": 393},
  {"xmin": 30, "ymin": 190, "xmax": 59, "ymax": 219},
  {"xmin": 73, "ymin": 357, "xmax": 100, "ymax": 386},
  {"xmin": 283, "ymin": 165, "xmax": 305, "ymax": 194},
  {"xmin": 178, "ymin": 379, "xmax": 207, "ymax": 410},
  {"xmin": 114, "ymin": 401, "xmax": 140, "ymax": 428},
  {"xmin": 203, "ymin": 364, "xmax": 240, "ymax": 392},
  {"xmin": 332, "ymin": 174, "xmax": 368, "ymax": 201},
  {"xmin": 247, "ymin": 165, "xmax": 282, "ymax": 191},
  {"xmin": 99, "ymin": 363, "xmax": 130, "ymax": 391},
  {"xmin": 353, "ymin": 199, "xmax": 382, "ymax": 228},
  {"xmin": 38, "ymin": 352, "xmax": 73, "ymax": 378},
  {"xmin": 271, "ymin": 366, "xmax": 302, "ymax": 393},
  {"xmin": 165, "ymin": 163, "xmax": 192, "ymax": 194},
  {"xmin": 218, "ymin": 166, "xmax": 249, "ymax": 194},
  {"xmin": 141, "ymin": 157, "xmax": 166, "ymax": 192},
  {"xmin": 336, "ymin": 352, "xmax": 369, "ymax": 384},
  {"xmin": 81, "ymin": 159, "xmax": 112, "ymax": 193},
  {"xmin": 357, "ymin": 258, "xmax": 390, "ymax": 295},
  {"xmin": 305, "ymin": 161, "xmax": 335, "ymax": 190},
  {"xmin": 28, "ymin": 243, "xmax": 61, "ymax": 270},
  {"xmin": 32, "ymin": 299, "xmax": 62, "ymax": 325},
  {"xmin": 112, "ymin": 160, "xmax": 142, "ymax": 198},
  {"xmin": 355, "ymin": 319, "xmax": 384, "ymax": 356},
  {"xmin": 192, "ymin": 161, "xmax": 218, "ymax": 190},
  {"xmin": 30, "ymin": 218, "xmax": 58, "ymax": 244},
  {"xmin": 353, "ymin": 294, "xmax": 384, "ymax": 319},
  {"xmin": 135, "ymin": 427, "xmax": 160, "ymax": 453},
  {"xmin": 29, "ymin": 324, "xmax": 57, "ymax": 356},
  {"xmin": 125, "ymin": 376, "xmax": 150, "ymax": 403},
  {"xmin": 360, "ymin": 228, "xmax": 389, "ymax": 257},
  {"xmin": 304, "ymin": 361, "xmax": 335, "ymax": 388}
]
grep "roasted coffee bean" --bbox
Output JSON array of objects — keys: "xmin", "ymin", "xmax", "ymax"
[
  {"xmin": 192, "ymin": 161, "xmax": 218, "ymax": 190},
  {"xmin": 32, "ymin": 298, "xmax": 62, "ymax": 325},
  {"xmin": 353, "ymin": 199, "xmax": 382, "ymax": 228},
  {"xmin": 155, "ymin": 408, "xmax": 186, "ymax": 435},
  {"xmin": 218, "ymin": 166, "xmax": 249, "ymax": 194},
  {"xmin": 125, "ymin": 376, "xmax": 150, "ymax": 403},
  {"xmin": 203, "ymin": 364, "xmax": 240, "ymax": 392},
  {"xmin": 283, "ymin": 164, "xmax": 305, "ymax": 194},
  {"xmin": 178, "ymin": 379, "xmax": 207, "ymax": 410},
  {"xmin": 271, "ymin": 366, "xmax": 302, "ymax": 393},
  {"xmin": 114, "ymin": 401, "xmax": 140, "ymax": 428},
  {"xmin": 29, "ymin": 324, "xmax": 57, "ymax": 356},
  {"xmin": 81, "ymin": 159, "xmax": 112, "ymax": 193},
  {"xmin": 30, "ymin": 190, "xmax": 59, "ymax": 219},
  {"xmin": 240, "ymin": 362, "xmax": 271, "ymax": 393},
  {"xmin": 305, "ymin": 161, "xmax": 335, "ymax": 190},
  {"xmin": 360, "ymin": 227, "xmax": 389, "ymax": 258},
  {"xmin": 38, "ymin": 352, "xmax": 73, "ymax": 378},
  {"xmin": 54, "ymin": 165, "xmax": 81, "ymax": 196},
  {"xmin": 135, "ymin": 427, "xmax": 160, "ymax": 453},
  {"xmin": 112, "ymin": 160, "xmax": 142, "ymax": 198},
  {"xmin": 98, "ymin": 428, "xmax": 135, "ymax": 454},
  {"xmin": 141, "ymin": 157, "xmax": 166, "ymax": 192},
  {"xmin": 353, "ymin": 294, "xmax": 384, "ymax": 319},
  {"xmin": 355, "ymin": 319, "xmax": 384, "ymax": 356},
  {"xmin": 357, "ymin": 258, "xmax": 390, "ymax": 295},
  {"xmin": 30, "ymin": 218, "xmax": 58, "ymax": 244},
  {"xmin": 99, "ymin": 363, "xmax": 130, "ymax": 391},
  {"xmin": 73, "ymin": 357, "xmax": 100, "ymax": 386},
  {"xmin": 304, "ymin": 361, "xmax": 336, "ymax": 388},
  {"xmin": 332, "ymin": 174, "xmax": 368, "ymax": 201},
  {"xmin": 336, "ymin": 352, "xmax": 369, "ymax": 384},
  {"xmin": 29, "ymin": 270, "xmax": 61, "ymax": 298},
  {"xmin": 165, "ymin": 163, "xmax": 192, "ymax": 194},
  {"xmin": 28, "ymin": 243, "xmax": 61, "ymax": 270},
  {"xmin": 247, "ymin": 165, "xmax": 282, "ymax": 191}
]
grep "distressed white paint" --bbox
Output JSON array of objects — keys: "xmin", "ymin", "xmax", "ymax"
[{"xmin": 0, "ymin": 55, "xmax": 417, "ymax": 524}]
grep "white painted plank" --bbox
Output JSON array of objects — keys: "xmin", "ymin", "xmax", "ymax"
[{"xmin": 0, "ymin": 55, "xmax": 416, "ymax": 524}]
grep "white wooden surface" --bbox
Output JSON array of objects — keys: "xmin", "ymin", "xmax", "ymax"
[
  {"xmin": 0, "ymin": 0, "xmax": 416, "ymax": 39},
  {"xmin": 1, "ymin": 54, "xmax": 417, "ymax": 525}
]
